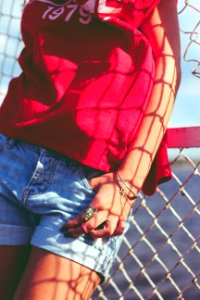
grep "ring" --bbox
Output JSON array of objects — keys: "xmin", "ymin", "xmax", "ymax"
[{"xmin": 80, "ymin": 206, "xmax": 99, "ymax": 222}]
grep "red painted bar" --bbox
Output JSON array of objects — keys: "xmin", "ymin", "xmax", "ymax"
[{"xmin": 167, "ymin": 126, "xmax": 200, "ymax": 148}]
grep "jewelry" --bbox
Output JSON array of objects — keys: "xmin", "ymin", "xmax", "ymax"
[
  {"xmin": 115, "ymin": 172, "xmax": 138, "ymax": 200},
  {"xmin": 80, "ymin": 206, "xmax": 99, "ymax": 222}
]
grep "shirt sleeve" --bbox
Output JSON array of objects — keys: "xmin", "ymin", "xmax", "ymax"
[
  {"xmin": 121, "ymin": 0, "xmax": 161, "ymax": 28},
  {"xmin": 142, "ymin": 134, "xmax": 172, "ymax": 195}
]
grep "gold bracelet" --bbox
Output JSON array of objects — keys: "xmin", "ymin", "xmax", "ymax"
[{"xmin": 115, "ymin": 172, "xmax": 138, "ymax": 200}]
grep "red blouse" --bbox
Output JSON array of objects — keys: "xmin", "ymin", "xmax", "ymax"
[{"xmin": 0, "ymin": 0, "xmax": 172, "ymax": 195}]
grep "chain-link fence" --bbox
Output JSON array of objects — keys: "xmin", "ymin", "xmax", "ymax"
[
  {"xmin": 0, "ymin": 1, "xmax": 200, "ymax": 299},
  {"xmin": 93, "ymin": 146, "xmax": 200, "ymax": 299},
  {"xmin": 178, "ymin": 0, "xmax": 200, "ymax": 78}
]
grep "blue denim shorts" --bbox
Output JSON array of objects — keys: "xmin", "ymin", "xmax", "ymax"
[{"xmin": 0, "ymin": 133, "xmax": 130, "ymax": 279}]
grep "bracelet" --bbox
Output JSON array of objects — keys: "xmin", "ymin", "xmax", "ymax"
[{"xmin": 114, "ymin": 172, "xmax": 138, "ymax": 200}]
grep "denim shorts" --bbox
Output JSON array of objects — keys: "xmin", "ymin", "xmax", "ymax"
[{"xmin": 0, "ymin": 133, "xmax": 130, "ymax": 279}]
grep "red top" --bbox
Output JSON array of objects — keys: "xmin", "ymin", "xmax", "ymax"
[{"xmin": 0, "ymin": 0, "xmax": 172, "ymax": 195}]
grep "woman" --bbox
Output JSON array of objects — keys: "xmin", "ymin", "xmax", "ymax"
[{"xmin": 0, "ymin": 0, "xmax": 181, "ymax": 299}]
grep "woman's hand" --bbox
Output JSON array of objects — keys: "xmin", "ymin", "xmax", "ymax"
[{"xmin": 61, "ymin": 173, "xmax": 136, "ymax": 238}]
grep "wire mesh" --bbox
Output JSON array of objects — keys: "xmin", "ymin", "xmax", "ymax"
[
  {"xmin": 178, "ymin": 0, "xmax": 200, "ymax": 78},
  {"xmin": 0, "ymin": 0, "xmax": 23, "ymax": 102},
  {"xmin": 0, "ymin": 1, "xmax": 200, "ymax": 299},
  {"xmin": 93, "ymin": 151, "xmax": 200, "ymax": 299}
]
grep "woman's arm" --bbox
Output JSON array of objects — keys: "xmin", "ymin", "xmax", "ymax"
[
  {"xmin": 118, "ymin": 0, "xmax": 181, "ymax": 192},
  {"xmin": 62, "ymin": 0, "xmax": 181, "ymax": 238}
]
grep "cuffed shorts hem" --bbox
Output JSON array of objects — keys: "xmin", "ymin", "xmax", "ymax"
[
  {"xmin": 31, "ymin": 226, "xmax": 116, "ymax": 279},
  {"xmin": 0, "ymin": 224, "xmax": 34, "ymax": 245}
]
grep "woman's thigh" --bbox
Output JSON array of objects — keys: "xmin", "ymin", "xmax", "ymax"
[
  {"xmin": 13, "ymin": 246, "xmax": 101, "ymax": 300},
  {"xmin": 0, "ymin": 134, "xmax": 129, "ymax": 297},
  {"xmin": 0, "ymin": 245, "xmax": 31, "ymax": 300}
]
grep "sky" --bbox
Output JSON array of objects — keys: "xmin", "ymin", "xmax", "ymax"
[
  {"xmin": 0, "ymin": 0, "xmax": 200, "ymax": 159},
  {"xmin": 168, "ymin": 1, "xmax": 200, "ymax": 160},
  {"xmin": 169, "ymin": 0, "xmax": 200, "ymax": 128}
]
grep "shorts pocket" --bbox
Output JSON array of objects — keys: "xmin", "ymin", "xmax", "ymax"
[{"xmin": 80, "ymin": 165, "xmax": 104, "ymax": 192}]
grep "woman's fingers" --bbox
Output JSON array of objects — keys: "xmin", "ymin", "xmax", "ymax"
[
  {"xmin": 61, "ymin": 215, "xmax": 127, "ymax": 238},
  {"xmin": 61, "ymin": 200, "xmax": 131, "ymax": 238},
  {"xmin": 62, "ymin": 217, "xmax": 127, "ymax": 238},
  {"xmin": 84, "ymin": 210, "xmax": 108, "ymax": 231},
  {"xmin": 64, "ymin": 225, "xmax": 84, "ymax": 237},
  {"xmin": 61, "ymin": 211, "xmax": 114, "ymax": 238},
  {"xmin": 89, "ymin": 217, "xmax": 118, "ymax": 238},
  {"xmin": 60, "ymin": 210, "xmax": 105, "ymax": 236},
  {"xmin": 87, "ymin": 202, "xmax": 130, "ymax": 237},
  {"xmin": 61, "ymin": 205, "xmax": 100, "ymax": 231},
  {"xmin": 60, "ymin": 215, "xmax": 82, "ymax": 231},
  {"xmin": 113, "ymin": 220, "xmax": 126, "ymax": 236}
]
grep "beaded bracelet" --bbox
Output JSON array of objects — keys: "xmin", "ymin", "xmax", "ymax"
[{"xmin": 114, "ymin": 172, "xmax": 138, "ymax": 200}]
